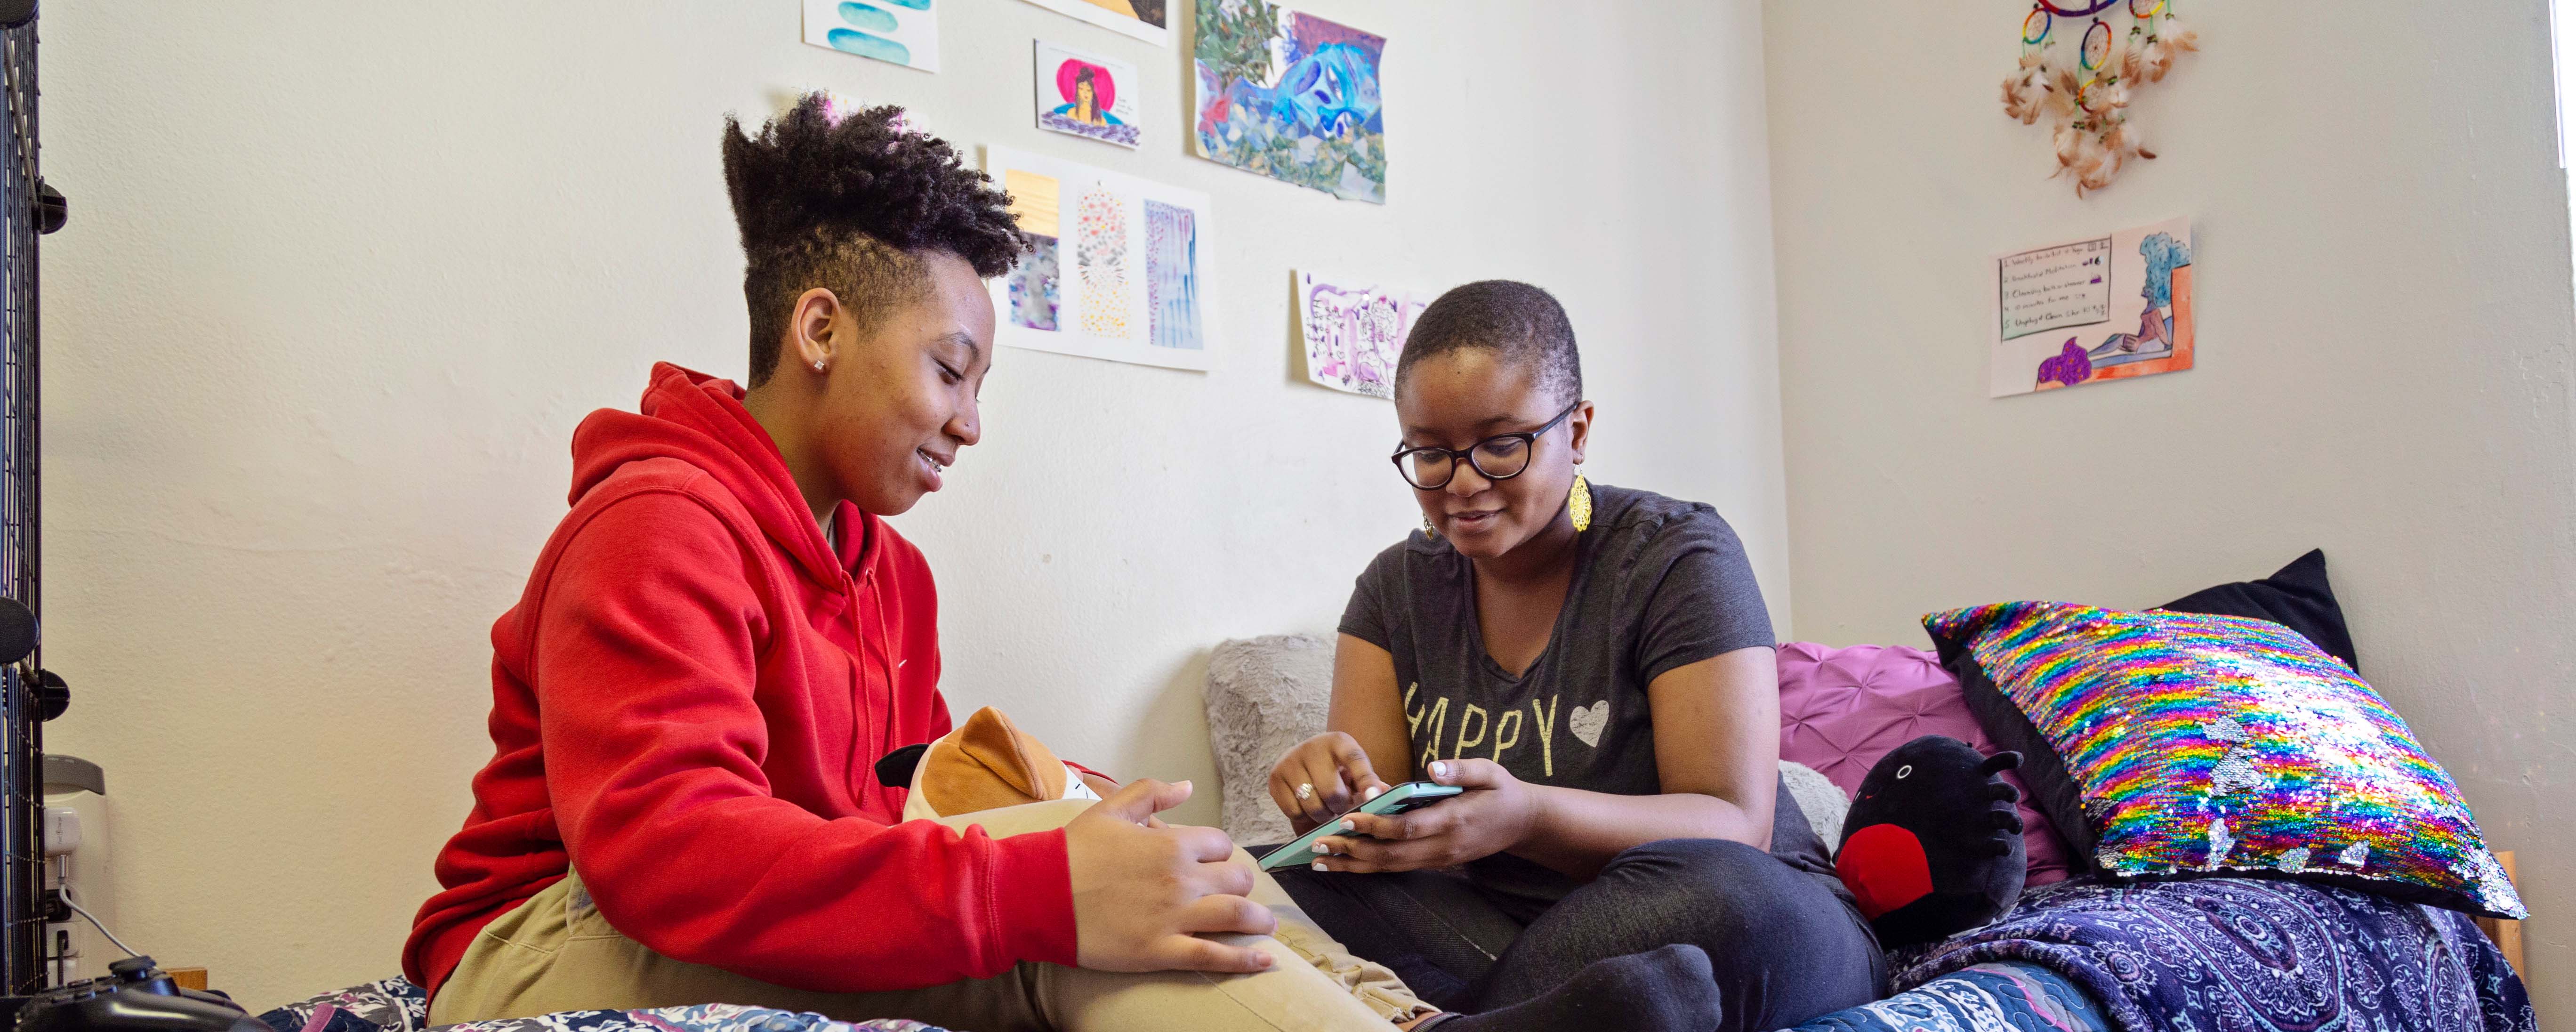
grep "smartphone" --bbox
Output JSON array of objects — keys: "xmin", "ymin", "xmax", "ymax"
[{"xmin": 1258, "ymin": 781, "xmax": 1465, "ymax": 871}]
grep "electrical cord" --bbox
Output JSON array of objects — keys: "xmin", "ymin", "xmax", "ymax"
[{"xmin": 58, "ymin": 889, "xmax": 137, "ymax": 959}]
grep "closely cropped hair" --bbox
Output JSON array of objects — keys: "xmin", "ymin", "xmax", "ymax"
[
  {"xmin": 721, "ymin": 94, "xmax": 1027, "ymax": 386},
  {"xmin": 1395, "ymin": 280, "xmax": 1583, "ymax": 405}
]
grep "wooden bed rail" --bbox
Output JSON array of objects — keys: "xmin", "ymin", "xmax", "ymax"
[{"xmin": 2473, "ymin": 851, "xmax": 2525, "ymax": 976}]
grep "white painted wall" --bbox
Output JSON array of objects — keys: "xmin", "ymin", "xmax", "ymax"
[
  {"xmin": 1765, "ymin": 1, "xmax": 2573, "ymax": 1021},
  {"xmin": 34, "ymin": 0, "xmax": 1787, "ymax": 1008}
]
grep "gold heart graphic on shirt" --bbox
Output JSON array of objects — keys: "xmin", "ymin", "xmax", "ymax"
[{"xmin": 1569, "ymin": 700, "xmax": 1609, "ymax": 747}]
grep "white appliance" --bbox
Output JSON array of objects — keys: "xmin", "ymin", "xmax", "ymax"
[{"xmin": 41, "ymin": 755, "xmax": 109, "ymax": 987}]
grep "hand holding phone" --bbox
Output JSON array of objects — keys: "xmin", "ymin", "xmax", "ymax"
[
  {"xmin": 1269, "ymin": 732, "xmax": 1390, "ymax": 832},
  {"xmin": 1258, "ymin": 781, "xmax": 1464, "ymax": 871},
  {"xmin": 1297, "ymin": 758, "xmax": 1545, "ymax": 876}
]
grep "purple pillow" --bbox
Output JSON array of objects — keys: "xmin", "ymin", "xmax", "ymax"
[{"xmin": 1778, "ymin": 642, "xmax": 2071, "ymax": 886}]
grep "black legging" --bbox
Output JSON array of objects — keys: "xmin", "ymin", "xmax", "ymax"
[{"xmin": 1270, "ymin": 838, "xmax": 1886, "ymax": 1031}]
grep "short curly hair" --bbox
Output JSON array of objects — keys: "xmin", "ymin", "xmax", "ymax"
[
  {"xmin": 721, "ymin": 94, "xmax": 1027, "ymax": 387},
  {"xmin": 1394, "ymin": 280, "xmax": 1584, "ymax": 406}
]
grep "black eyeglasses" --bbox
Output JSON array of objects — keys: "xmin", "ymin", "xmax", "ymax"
[{"xmin": 1390, "ymin": 400, "xmax": 1581, "ymax": 490}]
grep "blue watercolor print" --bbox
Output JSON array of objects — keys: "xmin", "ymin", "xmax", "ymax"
[
  {"xmin": 836, "ymin": 2, "xmax": 899, "ymax": 32},
  {"xmin": 826, "ymin": 27, "xmax": 910, "ymax": 64},
  {"xmin": 1143, "ymin": 200, "xmax": 1203, "ymax": 350}
]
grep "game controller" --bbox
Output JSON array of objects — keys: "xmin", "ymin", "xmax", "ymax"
[{"xmin": 14, "ymin": 957, "xmax": 263, "ymax": 1032}]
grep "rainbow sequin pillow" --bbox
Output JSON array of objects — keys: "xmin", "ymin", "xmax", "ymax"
[{"xmin": 1923, "ymin": 601, "xmax": 2526, "ymax": 919}]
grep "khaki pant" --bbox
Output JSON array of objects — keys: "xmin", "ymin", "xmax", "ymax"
[{"xmin": 430, "ymin": 800, "xmax": 1433, "ymax": 1032}]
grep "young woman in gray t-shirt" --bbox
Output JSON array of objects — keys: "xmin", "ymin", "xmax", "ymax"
[{"xmin": 1265, "ymin": 281, "xmax": 1884, "ymax": 1031}]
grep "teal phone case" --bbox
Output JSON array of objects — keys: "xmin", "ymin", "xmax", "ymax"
[{"xmin": 1256, "ymin": 781, "xmax": 1464, "ymax": 871}]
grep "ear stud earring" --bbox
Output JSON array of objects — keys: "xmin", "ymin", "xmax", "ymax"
[{"xmin": 813, "ymin": 360, "xmax": 827, "ymax": 372}]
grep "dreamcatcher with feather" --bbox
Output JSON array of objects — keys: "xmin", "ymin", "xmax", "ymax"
[{"xmin": 2002, "ymin": 0, "xmax": 2198, "ymax": 195}]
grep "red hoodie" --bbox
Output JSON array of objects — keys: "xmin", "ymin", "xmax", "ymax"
[{"xmin": 403, "ymin": 363, "xmax": 1077, "ymax": 997}]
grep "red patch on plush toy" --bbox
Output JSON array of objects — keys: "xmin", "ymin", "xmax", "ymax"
[{"xmin": 1836, "ymin": 823, "xmax": 1934, "ymax": 920}]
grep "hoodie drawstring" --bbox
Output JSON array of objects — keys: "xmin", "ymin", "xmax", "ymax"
[
  {"xmin": 867, "ymin": 570, "xmax": 897, "ymax": 784},
  {"xmin": 844, "ymin": 564, "xmax": 897, "ymax": 808}
]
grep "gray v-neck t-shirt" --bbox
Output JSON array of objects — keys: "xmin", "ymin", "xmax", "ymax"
[{"xmin": 1341, "ymin": 483, "xmax": 1833, "ymax": 908}]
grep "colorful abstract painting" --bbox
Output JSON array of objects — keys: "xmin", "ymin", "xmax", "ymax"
[
  {"xmin": 1003, "ymin": 170, "xmax": 1062, "ymax": 331},
  {"xmin": 1298, "ymin": 272, "xmax": 1424, "ymax": 398},
  {"xmin": 802, "ymin": 0, "xmax": 940, "ymax": 73},
  {"xmin": 1144, "ymin": 201, "xmax": 1203, "ymax": 350},
  {"xmin": 1008, "ymin": 237, "xmax": 1061, "ymax": 331},
  {"xmin": 985, "ymin": 147, "xmax": 1215, "ymax": 371},
  {"xmin": 1017, "ymin": 0, "xmax": 1167, "ymax": 46},
  {"xmin": 1192, "ymin": 0, "xmax": 1385, "ymax": 203},
  {"xmin": 1989, "ymin": 217, "xmax": 2194, "ymax": 397},
  {"xmin": 1035, "ymin": 41, "xmax": 1142, "ymax": 149}
]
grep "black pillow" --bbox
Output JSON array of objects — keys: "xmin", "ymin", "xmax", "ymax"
[
  {"xmin": 1930, "ymin": 549, "xmax": 2359, "ymax": 877},
  {"xmin": 2157, "ymin": 549, "xmax": 2359, "ymax": 671},
  {"xmin": 1928, "ymin": 631, "xmax": 2100, "ymax": 874}
]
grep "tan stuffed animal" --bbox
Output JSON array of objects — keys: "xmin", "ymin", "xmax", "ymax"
[{"xmin": 890, "ymin": 706, "xmax": 1103, "ymax": 821}]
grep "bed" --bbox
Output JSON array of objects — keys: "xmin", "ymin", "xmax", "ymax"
[
  {"xmin": 1205, "ymin": 631, "xmax": 2536, "ymax": 1032},
  {"xmin": 1790, "ymin": 878, "xmax": 2530, "ymax": 1032},
  {"xmin": 259, "ymin": 871, "xmax": 2530, "ymax": 1032},
  {"xmin": 264, "ymin": 617, "xmax": 2532, "ymax": 1032},
  {"xmin": 256, "ymin": 981, "xmax": 943, "ymax": 1032}
]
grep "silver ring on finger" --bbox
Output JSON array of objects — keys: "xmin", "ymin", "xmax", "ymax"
[{"xmin": 1295, "ymin": 782, "xmax": 1314, "ymax": 800}]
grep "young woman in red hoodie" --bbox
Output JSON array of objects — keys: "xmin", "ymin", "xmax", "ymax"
[{"xmin": 409, "ymin": 95, "xmax": 1722, "ymax": 1032}]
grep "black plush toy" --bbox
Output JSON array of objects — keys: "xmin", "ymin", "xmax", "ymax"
[{"xmin": 1834, "ymin": 735, "xmax": 2028, "ymax": 950}]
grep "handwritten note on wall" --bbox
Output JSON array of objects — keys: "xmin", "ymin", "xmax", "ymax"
[
  {"xmin": 1998, "ymin": 238, "xmax": 2111, "ymax": 340},
  {"xmin": 1988, "ymin": 218, "xmax": 2195, "ymax": 398}
]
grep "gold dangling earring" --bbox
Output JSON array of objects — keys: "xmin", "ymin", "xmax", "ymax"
[
  {"xmin": 1421, "ymin": 514, "xmax": 1440, "ymax": 540},
  {"xmin": 1569, "ymin": 473, "xmax": 1593, "ymax": 533}
]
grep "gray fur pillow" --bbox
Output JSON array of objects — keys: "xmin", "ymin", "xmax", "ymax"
[
  {"xmin": 1204, "ymin": 633, "xmax": 1336, "ymax": 847},
  {"xmin": 1779, "ymin": 759, "xmax": 1849, "ymax": 849}
]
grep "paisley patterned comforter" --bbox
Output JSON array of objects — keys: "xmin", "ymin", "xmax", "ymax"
[
  {"xmin": 1791, "ymin": 961, "xmax": 2109, "ymax": 1032},
  {"xmin": 256, "ymin": 980, "xmax": 946, "ymax": 1032},
  {"xmin": 1790, "ymin": 876, "xmax": 2534, "ymax": 1032},
  {"xmin": 268, "ymin": 878, "xmax": 2529, "ymax": 1032}
]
